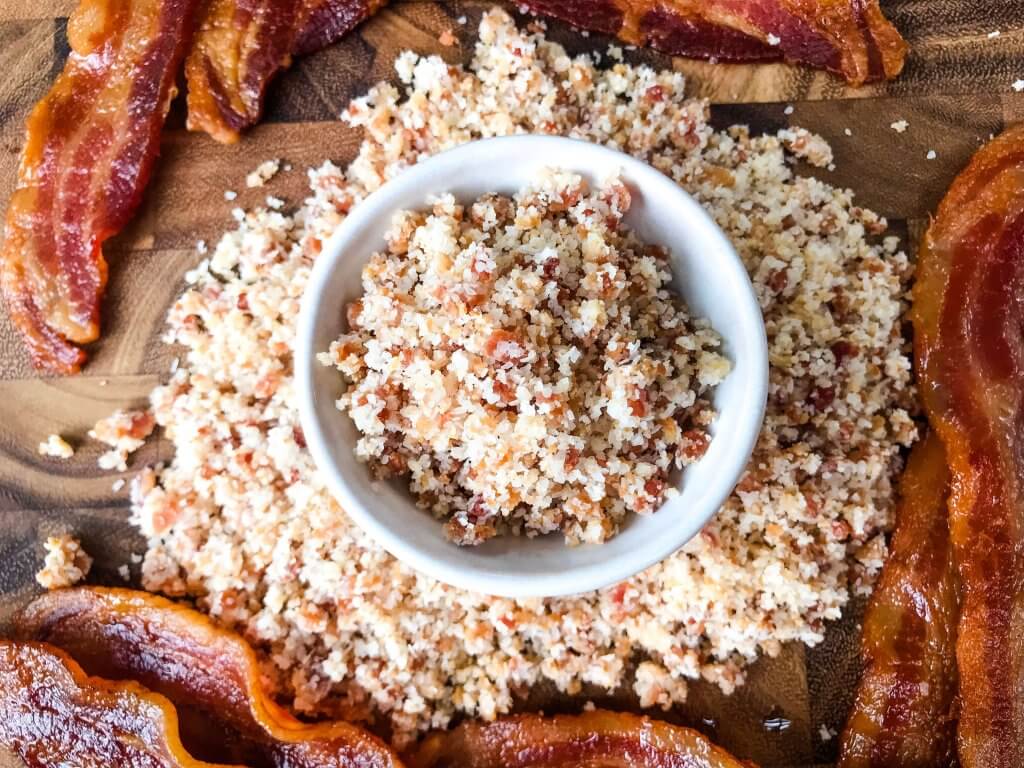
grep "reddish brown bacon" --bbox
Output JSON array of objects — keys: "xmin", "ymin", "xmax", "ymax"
[
  {"xmin": 837, "ymin": 431, "xmax": 959, "ymax": 768},
  {"xmin": 518, "ymin": 0, "xmax": 907, "ymax": 85},
  {"xmin": 0, "ymin": 641, "xmax": 234, "ymax": 768},
  {"xmin": 912, "ymin": 124, "xmax": 1024, "ymax": 768},
  {"xmin": 408, "ymin": 710, "xmax": 755, "ymax": 768},
  {"xmin": 0, "ymin": 0, "xmax": 201, "ymax": 373},
  {"xmin": 185, "ymin": 0, "xmax": 385, "ymax": 143},
  {"xmin": 16, "ymin": 587, "xmax": 403, "ymax": 768}
]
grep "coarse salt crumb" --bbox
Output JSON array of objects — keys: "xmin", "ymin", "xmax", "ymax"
[
  {"xmin": 118, "ymin": 564, "xmax": 131, "ymax": 581},
  {"xmin": 989, "ymin": 30, "xmax": 1001, "ymax": 39},
  {"xmin": 224, "ymin": 190, "xmax": 238, "ymax": 201},
  {"xmin": 112, "ymin": 478, "xmax": 126, "ymax": 492},
  {"xmin": 36, "ymin": 535, "xmax": 92, "ymax": 589},
  {"xmin": 783, "ymin": 105, "xmax": 794, "ymax": 116},
  {"xmin": 457, "ymin": 15, "xmax": 467, "ymax": 25},
  {"xmin": 890, "ymin": 119, "xmax": 909, "ymax": 133},
  {"xmin": 38, "ymin": 434, "xmax": 74, "ymax": 459},
  {"xmin": 131, "ymin": 9, "xmax": 915, "ymax": 747},
  {"xmin": 927, "ymin": 150, "xmax": 937, "ymax": 160},
  {"xmin": 819, "ymin": 724, "xmax": 837, "ymax": 741},
  {"xmin": 266, "ymin": 195, "xmax": 285, "ymax": 210},
  {"xmin": 766, "ymin": 33, "xmax": 781, "ymax": 46},
  {"xmin": 1013, "ymin": 79, "xmax": 1024, "ymax": 92},
  {"xmin": 843, "ymin": 128, "xmax": 853, "ymax": 137},
  {"xmin": 196, "ymin": 239, "xmax": 208, "ymax": 254},
  {"xmin": 246, "ymin": 159, "xmax": 281, "ymax": 188},
  {"xmin": 90, "ymin": 409, "xmax": 155, "ymax": 472},
  {"xmin": 325, "ymin": 171, "xmax": 726, "ymax": 546}
]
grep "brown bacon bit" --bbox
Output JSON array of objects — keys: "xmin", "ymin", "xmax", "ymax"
[
  {"xmin": 911, "ymin": 125, "xmax": 1024, "ymax": 767},
  {"xmin": 15, "ymin": 587, "xmax": 403, "ymax": 767},
  {"xmin": 645, "ymin": 84, "xmax": 665, "ymax": 102},
  {"xmin": 644, "ymin": 476, "xmax": 665, "ymax": 500},
  {"xmin": 679, "ymin": 429, "xmax": 710, "ymax": 460},
  {"xmin": 831, "ymin": 340, "xmax": 859, "ymax": 365},
  {"xmin": 237, "ymin": 292, "xmax": 250, "ymax": 311},
  {"xmin": 609, "ymin": 583, "xmax": 628, "ymax": 605},
  {"xmin": 0, "ymin": 0, "xmax": 203, "ymax": 373},
  {"xmin": 628, "ymin": 387, "xmax": 649, "ymax": 418},
  {"xmin": 517, "ymin": 0, "xmax": 907, "ymax": 85},
  {"xmin": 409, "ymin": 710, "xmax": 752, "ymax": 768},
  {"xmin": 838, "ymin": 433, "xmax": 958, "ymax": 768},
  {"xmin": 186, "ymin": 0, "xmax": 386, "ymax": 143},
  {"xmin": 564, "ymin": 447, "xmax": 581, "ymax": 471},
  {"xmin": 346, "ymin": 299, "xmax": 364, "ymax": 330},
  {"xmin": 484, "ymin": 329, "xmax": 526, "ymax": 364},
  {"xmin": 767, "ymin": 269, "xmax": 789, "ymax": 293},
  {"xmin": 808, "ymin": 385, "xmax": 835, "ymax": 412}
]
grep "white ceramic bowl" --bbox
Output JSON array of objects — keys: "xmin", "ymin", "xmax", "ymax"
[{"xmin": 296, "ymin": 135, "xmax": 767, "ymax": 598}]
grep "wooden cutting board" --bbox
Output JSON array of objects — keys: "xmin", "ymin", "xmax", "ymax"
[{"xmin": 0, "ymin": 2, "xmax": 1021, "ymax": 766}]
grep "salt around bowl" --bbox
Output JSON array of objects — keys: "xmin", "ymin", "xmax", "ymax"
[{"xmin": 296, "ymin": 135, "xmax": 768, "ymax": 599}]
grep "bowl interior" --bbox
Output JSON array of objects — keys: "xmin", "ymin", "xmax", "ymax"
[{"xmin": 297, "ymin": 135, "xmax": 767, "ymax": 598}]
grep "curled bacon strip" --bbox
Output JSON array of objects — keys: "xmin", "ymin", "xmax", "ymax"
[
  {"xmin": 837, "ymin": 431, "xmax": 959, "ymax": 767},
  {"xmin": 518, "ymin": 0, "xmax": 907, "ymax": 85},
  {"xmin": 0, "ymin": 641, "xmax": 237, "ymax": 768},
  {"xmin": 408, "ymin": 711, "xmax": 755, "ymax": 768},
  {"xmin": 185, "ymin": 0, "xmax": 385, "ymax": 143},
  {"xmin": 912, "ymin": 124, "xmax": 1024, "ymax": 767},
  {"xmin": 16, "ymin": 587, "xmax": 403, "ymax": 768},
  {"xmin": 0, "ymin": 0, "xmax": 201, "ymax": 374}
]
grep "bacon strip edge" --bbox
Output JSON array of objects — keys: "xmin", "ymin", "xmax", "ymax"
[
  {"xmin": 185, "ymin": 0, "xmax": 385, "ymax": 144},
  {"xmin": 16, "ymin": 586, "xmax": 404, "ymax": 768},
  {"xmin": 518, "ymin": 0, "xmax": 907, "ymax": 85},
  {"xmin": 912, "ymin": 123, "xmax": 1024, "ymax": 768},
  {"xmin": 407, "ymin": 710, "xmax": 756, "ymax": 768},
  {"xmin": 1, "ymin": 0, "xmax": 201, "ymax": 373},
  {"xmin": 0, "ymin": 641, "xmax": 244, "ymax": 768},
  {"xmin": 837, "ymin": 431, "xmax": 959, "ymax": 768}
]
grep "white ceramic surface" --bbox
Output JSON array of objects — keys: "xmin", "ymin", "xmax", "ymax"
[{"xmin": 296, "ymin": 135, "xmax": 768, "ymax": 598}]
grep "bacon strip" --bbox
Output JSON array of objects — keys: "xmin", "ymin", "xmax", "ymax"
[
  {"xmin": 837, "ymin": 431, "xmax": 959, "ymax": 768},
  {"xmin": 408, "ymin": 711, "xmax": 755, "ymax": 768},
  {"xmin": 912, "ymin": 124, "xmax": 1024, "ymax": 768},
  {"xmin": 0, "ymin": 0, "xmax": 201, "ymax": 374},
  {"xmin": 16, "ymin": 587, "xmax": 403, "ymax": 768},
  {"xmin": 518, "ymin": 0, "xmax": 907, "ymax": 85},
  {"xmin": 0, "ymin": 641, "xmax": 238, "ymax": 768},
  {"xmin": 185, "ymin": 0, "xmax": 385, "ymax": 143}
]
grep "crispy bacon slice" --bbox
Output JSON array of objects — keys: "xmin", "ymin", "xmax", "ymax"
[
  {"xmin": 408, "ymin": 711, "xmax": 755, "ymax": 768},
  {"xmin": 837, "ymin": 431, "xmax": 959, "ymax": 768},
  {"xmin": 0, "ymin": 0, "xmax": 201, "ymax": 374},
  {"xmin": 912, "ymin": 124, "xmax": 1024, "ymax": 768},
  {"xmin": 185, "ymin": 0, "xmax": 385, "ymax": 143},
  {"xmin": 16, "ymin": 587, "xmax": 403, "ymax": 768},
  {"xmin": 0, "ymin": 641, "xmax": 238, "ymax": 768},
  {"xmin": 518, "ymin": 0, "xmax": 907, "ymax": 85}
]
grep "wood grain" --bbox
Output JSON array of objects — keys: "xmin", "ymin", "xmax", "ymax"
[{"xmin": 0, "ymin": 2, "xmax": 1019, "ymax": 766}]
